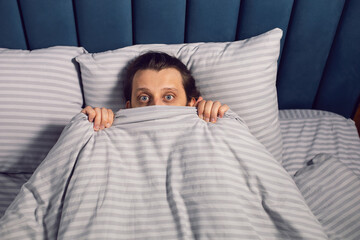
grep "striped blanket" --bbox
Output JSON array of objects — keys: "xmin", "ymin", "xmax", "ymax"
[{"xmin": 0, "ymin": 106, "xmax": 327, "ymax": 239}]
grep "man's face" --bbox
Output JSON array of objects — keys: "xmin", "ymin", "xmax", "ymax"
[{"xmin": 126, "ymin": 68, "xmax": 195, "ymax": 108}]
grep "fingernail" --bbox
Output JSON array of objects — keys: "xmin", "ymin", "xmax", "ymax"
[
  {"xmin": 205, "ymin": 117, "xmax": 210, "ymax": 122},
  {"xmin": 211, "ymin": 118, "xmax": 216, "ymax": 123},
  {"xmin": 94, "ymin": 124, "xmax": 99, "ymax": 130},
  {"xmin": 106, "ymin": 123, "xmax": 111, "ymax": 128},
  {"xmin": 100, "ymin": 124, "xmax": 105, "ymax": 130},
  {"xmin": 199, "ymin": 114, "xmax": 203, "ymax": 119}
]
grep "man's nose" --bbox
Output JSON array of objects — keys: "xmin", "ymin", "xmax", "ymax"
[{"xmin": 151, "ymin": 97, "xmax": 165, "ymax": 106}]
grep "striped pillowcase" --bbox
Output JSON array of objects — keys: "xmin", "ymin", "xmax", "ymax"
[
  {"xmin": 279, "ymin": 109, "xmax": 360, "ymax": 176},
  {"xmin": 76, "ymin": 28, "xmax": 283, "ymax": 161},
  {"xmin": 294, "ymin": 154, "xmax": 360, "ymax": 240},
  {"xmin": 0, "ymin": 46, "xmax": 86, "ymax": 173}
]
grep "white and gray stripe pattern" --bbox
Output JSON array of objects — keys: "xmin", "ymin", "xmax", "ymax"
[
  {"xmin": 0, "ymin": 173, "xmax": 31, "ymax": 217},
  {"xmin": 279, "ymin": 109, "xmax": 360, "ymax": 176},
  {"xmin": 294, "ymin": 153, "xmax": 360, "ymax": 240},
  {"xmin": 0, "ymin": 46, "xmax": 86, "ymax": 173},
  {"xmin": 0, "ymin": 106, "xmax": 326, "ymax": 239},
  {"xmin": 76, "ymin": 28, "xmax": 284, "ymax": 163}
]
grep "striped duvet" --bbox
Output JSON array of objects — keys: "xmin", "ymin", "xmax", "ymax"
[{"xmin": 0, "ymin": 106, "xmax": 327, "ymax": 239}]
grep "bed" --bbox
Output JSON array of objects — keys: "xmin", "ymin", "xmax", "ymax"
[{"xmin": 0, "ymin": 0, "xmax": 360, "ymax": 239}]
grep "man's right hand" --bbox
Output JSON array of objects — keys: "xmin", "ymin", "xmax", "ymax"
[{"xmin": 81, "ymin": 106, "xmax": 114, "ymax": 131}]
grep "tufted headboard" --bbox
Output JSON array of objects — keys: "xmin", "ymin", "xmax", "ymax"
[{"xmin": 0, "ymin": 0, "xmax": 359, "ymax": 118}]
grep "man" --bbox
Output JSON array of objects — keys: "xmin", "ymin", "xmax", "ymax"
[{"xmin": 82, "ymin": 52, "xmax": 229, "ymax": 131}]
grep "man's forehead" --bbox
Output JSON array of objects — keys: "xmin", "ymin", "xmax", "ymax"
[
  {"xmin": 134, "ymin": 68, "xmax": 181, "ymax": 77},
  {"xmin": 133, "ymin": 69, "xmax": 183, "ymax": 84}
]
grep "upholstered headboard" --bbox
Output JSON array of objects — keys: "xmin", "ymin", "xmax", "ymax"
[{"xmin": 1, "ymin": 0, "xmax": 359, "ymax": 118}]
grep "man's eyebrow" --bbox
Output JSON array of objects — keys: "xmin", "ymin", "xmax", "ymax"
[
  {"xmin": 135, "ymin": 88, "xmax": 150, "ymax": 92},
  {"xmin": 135, "ymin": 87, "xmax": 179, "ymax": 92},
  {"xmin": 161, "ymin": 88, "xmax": 179, "ymax": 92}
]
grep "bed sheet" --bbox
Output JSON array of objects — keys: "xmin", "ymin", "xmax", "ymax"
[
  {"xmin": 279, "ymin": 109, "xmax": 360, "ymax": 177},
  {"xmin": 0, "ymin": 173, "xmax": 32, "ymax": 217},
  {"xmin": 293, "ymin": 153, "xmax": 360, "ymax": 239},
  {"xmin": 279, "ymin": 109, "xmax": 360, "ymax": 239}
]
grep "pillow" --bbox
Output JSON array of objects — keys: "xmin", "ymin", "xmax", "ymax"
[
  {"xmin": 0, "ymin": 46, "xmax": 86, "ymax": 173},
  {"xmin": 76, "ymin": 28, "xmax": 283, "ymax": 162},
  {"xmin": 294, "ymin": 154, "xmax": 360, "ymax": 240}
]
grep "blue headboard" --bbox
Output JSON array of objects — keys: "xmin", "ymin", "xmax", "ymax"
[{"xmin": 0, "ymin": 0, "xmax": 359, "ymax": 118}]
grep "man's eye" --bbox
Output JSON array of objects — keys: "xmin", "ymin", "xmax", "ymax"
[
  {"xmin": 165, "ymin": 95, "xmax": 174, "ymax": 101},
  {"xmin": 139, "ymin": 96, "xmax": 149, "ymax": 102}
]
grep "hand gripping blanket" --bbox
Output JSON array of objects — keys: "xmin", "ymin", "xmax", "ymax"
[{"xmin": 0, "ymin": 106, "xmax": 327, "ymax": 239}]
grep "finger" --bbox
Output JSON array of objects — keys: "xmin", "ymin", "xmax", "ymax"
[
  {"xmin": 218, "ymin": 104, "xmax": 229, "ymax": 118},
  {"xmin": 100, "ymin": 108, "xmax": 109, "ymax": 130},
  {"xmin": 194, "ymin": 96, "xmax": 203, "ymax": 107},
  {"xmin": 203, "ymin": 100, "xmax": 214, "ymax": 122},
  {"xmin": 106, "ymin": 109, "xmax": 114, "ymax": 128},
  {"xmin": 93, "ymin": 107, "xmax": 102, "ymax": 131},
  {"xmin": 105, "ymin": 109, "xmax": 114, "ymax": 128},
  {"xmin": 196, "ymin": 100, "xmax": 206, "ymax": 119},
  {"xmin": 210, "ymin": 101, "xmax": 222, "ymax": 123},
  {"xmin": 84, "ymin": 106, "xmax": 96, "ymax": 122}
]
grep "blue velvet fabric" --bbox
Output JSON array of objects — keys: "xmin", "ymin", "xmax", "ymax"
[
  {"xmin": 276, "ymin": 0, "xmax": 346, "ymax": 110},
  {"xmin": 0, "ymin": 0, "xmax": 27, "ymax": 49},
  {"xmin": 185, "ymin": 0, "xmax": 240, "ymax": 42},
  {"xmin": 133, "ymin": 0, "xmax": 186, "ymax": 44},
  {"xmin": 74, "ymin": 0, "xmax": 133, "ymax": 52},
  {"xmin": 0, "ymin": 0, "xmax": 359, "ymax": 118},
  {"xmin": 314, "ymin": 0, "xmax": 360, "ymax": 117},
  {"xmin": 19, "ymin": 0, "xmax": 78, "ymax": 49},
  {"xmin": 236, "ymin": 0, "xmax": 293, "ymax": 58}
]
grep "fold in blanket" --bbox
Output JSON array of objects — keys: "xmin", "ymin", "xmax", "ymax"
[
  {"xmin": 0, "ymin": 106, "xmax": 327, "ymax": 239},
  {"xmin": 294, "ymin": 154, "xmax": 360, "ymax": 240}
]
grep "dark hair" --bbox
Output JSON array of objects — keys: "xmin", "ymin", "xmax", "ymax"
[{"xmin": 123, "ymin": 51, "xmax": 200, "ymax": 103}]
